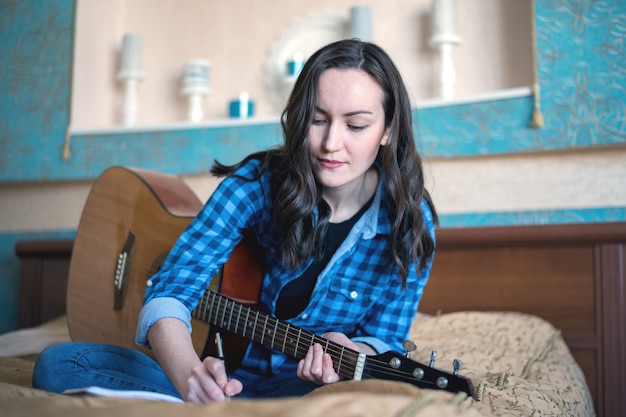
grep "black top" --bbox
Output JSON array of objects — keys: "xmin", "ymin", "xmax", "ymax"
[{"xmin": 275, "ymin": 197, "xmax": 374, "ymax": 319}]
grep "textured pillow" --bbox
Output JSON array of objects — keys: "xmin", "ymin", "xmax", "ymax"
[{"xmin": 408, "ymin": 311, "xmax": 595, "ymax": 416}]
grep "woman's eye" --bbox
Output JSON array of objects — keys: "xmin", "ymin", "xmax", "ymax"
[
  {"xmin": 311, "ymin": 118, "xmax": 326, "ymax": 126},
  {"xmin": 348, "ymin": 124, "xmax": 366, "ymax": 131}
]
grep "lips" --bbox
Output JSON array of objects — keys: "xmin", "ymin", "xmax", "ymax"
[{"xmin": 318, "ymin": 158, "xmax": 344, "ymax": 169}]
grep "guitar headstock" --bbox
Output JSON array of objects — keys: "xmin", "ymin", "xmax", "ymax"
[{"xmin": 364, "ymin": 350, "xmax": 475, "ymax": 397}]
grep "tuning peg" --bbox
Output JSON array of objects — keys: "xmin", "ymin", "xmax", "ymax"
[
  {"xmin": 402, "ymin": 340, "xmax": 417, "ymax": 358},
  {"xmin": 429, "ymin": 350, "xmax": 437, "ymax": 367},
  {"xmin": 452, "ymin": 359, "xmax": 462, "ymax": 375}
]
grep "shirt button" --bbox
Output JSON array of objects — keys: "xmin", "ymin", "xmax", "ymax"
[
  {"xmin": 146, "ymin": 279, "xmax": 153, "ymax": 287},
  {"xmin": 301, "ymin": 313, "xmax": 309, "ymax": 320},
  {"xmin": 350, "ymin": 290, "xmax": 358, "ymax": 299}
]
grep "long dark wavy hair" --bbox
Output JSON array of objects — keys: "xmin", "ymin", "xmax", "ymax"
[{"xmin": 212, "ymin": 39, "xmax": 438, "ymax": 286}]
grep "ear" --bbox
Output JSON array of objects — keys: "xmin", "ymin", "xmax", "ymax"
[{"xmin": 380, "ymin": 128, "xmax": 390, "ymax": 146}]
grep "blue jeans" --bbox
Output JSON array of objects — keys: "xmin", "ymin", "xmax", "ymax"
[{"xmin": 32, "ymin": 342, "xmax": 318, "ymax": 400}]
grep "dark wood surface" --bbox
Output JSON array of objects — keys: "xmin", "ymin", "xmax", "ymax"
[{"xmin": 15, "ymin": 240, "xmax": 74, "ymax": 329}]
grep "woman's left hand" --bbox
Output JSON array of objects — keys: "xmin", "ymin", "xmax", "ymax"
[{"xmin": 296, "ymin": 332, "xmax": 361, "ymax": 385}]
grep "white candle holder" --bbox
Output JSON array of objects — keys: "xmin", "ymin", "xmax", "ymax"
[
  {"xmin": 429, "ymin": 0, "xmax": 461, "ymax": 100},
  {"xmin": 350, "ymin": 5, "xmax": 372, "ymax": 42},
  {"xmin": 181, "ymin": 59, "xmax": 211, "ymax": 123},
  {"xmin": 118, "ymin": 34, "xmax": 144, "ymax": 126},
  {"xmin": 429, "ymin": 34, "xmax": 461, "ymax": 100}
]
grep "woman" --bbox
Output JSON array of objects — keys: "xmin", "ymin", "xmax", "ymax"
[{"xmin": 33, "ymin": 39, "xmax": 438, "ymax": 402}]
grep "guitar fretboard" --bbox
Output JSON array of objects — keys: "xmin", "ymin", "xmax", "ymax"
[{"xmin": 192, "ymin": 290, "xmax": 364, "ymax": 380}]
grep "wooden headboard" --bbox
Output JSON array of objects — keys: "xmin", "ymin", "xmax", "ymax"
[
  {"xmin": 15, "ymin": 240, "xmax": 74, "ymax": 329},
  {"xmin": 15, "ymin": 222, "xmax": 626, "ymax": 416}
]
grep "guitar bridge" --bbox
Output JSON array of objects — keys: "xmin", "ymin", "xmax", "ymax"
[{"xmin": 113, "ymin": 231, "xmax": 136, "ymax": 310}]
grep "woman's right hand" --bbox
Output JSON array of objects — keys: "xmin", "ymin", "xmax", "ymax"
[
  {"xmin": 147, "ymin": 318, "xmax": 242, "ymax": 403},
  {"xmin": 186, "ymin": 356, "xmax": 243, "ymax": 403}
]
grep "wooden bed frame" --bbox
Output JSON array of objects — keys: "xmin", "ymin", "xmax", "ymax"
[{"xmin": 15, "ymin": 222, "xmax": 626, "ymax": 417}]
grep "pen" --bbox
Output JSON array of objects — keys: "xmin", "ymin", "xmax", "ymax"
[
  {"xmin": 214, "ymin": 332, "xmax": 230, "ymax": 401},
  {"xmin": 214, "ymin": 332, "xmax": 225, "ymax": 362}
]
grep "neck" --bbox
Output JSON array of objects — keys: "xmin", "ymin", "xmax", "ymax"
[{"xmin": 324, "ymin": 167, "xmax": 378, "ymax": 223}]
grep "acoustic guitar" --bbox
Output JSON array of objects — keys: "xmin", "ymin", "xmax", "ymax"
[{"xmin": 66, "ymin": 166, "xmax": 474, "ymax": 397}]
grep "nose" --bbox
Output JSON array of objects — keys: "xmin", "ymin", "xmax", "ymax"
[{"xmin": 322, "ymin": 122, "xmax": 343, "ymax": 153}]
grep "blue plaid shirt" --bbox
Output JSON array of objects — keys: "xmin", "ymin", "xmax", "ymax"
[{"xmin": 136, "ymin": 159, "xmax": 435, "ymax": 370}]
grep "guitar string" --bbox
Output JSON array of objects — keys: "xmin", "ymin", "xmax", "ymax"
[
  {"xmin": 202, "ymin": 291, "xmax": 357, "ymax": 361},
  {"xmin": 194, "ymin": 291, "xmax": 456, "ymax": 387}
]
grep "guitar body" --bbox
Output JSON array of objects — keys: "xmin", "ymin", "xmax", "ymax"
[{"xmin": 66, "ymin": 166, "xmax": 262, "ymax": 361}]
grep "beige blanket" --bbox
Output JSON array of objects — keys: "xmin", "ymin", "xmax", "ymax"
[{"xmin": 0, "ymin": 312, "xmax": 595, "ymax": 417}]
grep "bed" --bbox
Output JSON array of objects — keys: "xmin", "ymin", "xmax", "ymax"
[{"xmin": 3, "ymin": 204, "xmax": 625, "ymax": 416}]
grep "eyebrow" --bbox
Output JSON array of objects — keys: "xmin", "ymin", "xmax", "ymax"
[{"xmin": 315, "ymin": 106, "xmax": 374, "ymax": 117}]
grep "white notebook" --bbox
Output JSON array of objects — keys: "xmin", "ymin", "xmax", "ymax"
[{"xmin": 64, "ymin": 386, "xmax": 183, "ymax": 403}]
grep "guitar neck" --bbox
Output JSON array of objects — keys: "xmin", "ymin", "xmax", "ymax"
[{"xmin": 193, "ymin": 290, "xmax": 364, "ymax": 380}]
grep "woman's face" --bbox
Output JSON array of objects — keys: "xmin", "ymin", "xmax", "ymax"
[{"xmin": 308, "ymin": 68, "xmax": 389, "ymax": 194}]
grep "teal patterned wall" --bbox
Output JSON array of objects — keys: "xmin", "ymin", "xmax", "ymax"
[
  {"xmin": 0, "ymin": 0, "xmax": 74, "ymax": 180},
  {"xmin": 422, "ymin": 0, "xmax": 626, "ymax": 155},
  {"xmin": 536, "ymin": 0, "xmax": 625, "ymax": 148}
]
